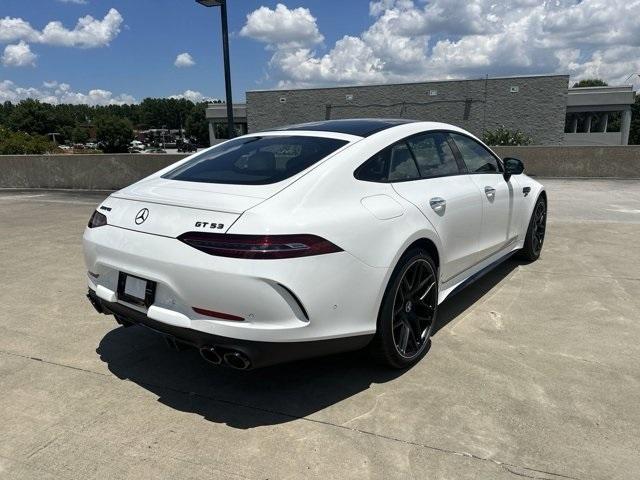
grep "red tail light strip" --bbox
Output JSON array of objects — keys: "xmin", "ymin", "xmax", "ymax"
[
  {"xmin": 192, "ymin": 307, "xmax": 245, "ymax": 321},
  {"xmin": 177, "ymin": 232, "xmax": 343, "ymax": 259}
]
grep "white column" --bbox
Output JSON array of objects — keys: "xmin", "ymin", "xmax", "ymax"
[
  {"xmin": 571, "ymin": 116, "xmax": 578, "ymax": 133},
  {"xmin": 621, "ymin": 108, "xmax": 632, "ymax": 145},
  {"xmin": 208, "ymin": 121, "xmax": 216, "ymax": 146},
  {"xmin": 585, "ymin": 114, "xmax": 592, "ymax": 133},
  {"xmin": 597, "ymin": 113, "xmax": 608, "ymax": 133}
]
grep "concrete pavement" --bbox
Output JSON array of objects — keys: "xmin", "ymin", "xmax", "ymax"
[{"xmin": 1, "ymin": 179, "xmax": 639, "ymax": 479}]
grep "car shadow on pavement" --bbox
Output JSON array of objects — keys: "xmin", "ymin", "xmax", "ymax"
[
  {"xmin": 433, "ymin": 258, "xmax": 520, "ymax": 335},
  {"xmin": 96, "ymin": 258, "xmax": 520, "ymax": 429}
]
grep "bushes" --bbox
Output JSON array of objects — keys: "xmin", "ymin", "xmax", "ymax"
[
  {"xmin": 0, "ymin": 126, "xmax": 55, "ymax": 154},
  {"xmin": 482, "ymin": 126, "xmax": 532, "ymax": 146}
]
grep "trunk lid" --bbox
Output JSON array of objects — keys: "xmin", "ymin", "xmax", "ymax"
[{"xmin": 104, "ymin": 177, "xmax": 279, "ymax": 237}]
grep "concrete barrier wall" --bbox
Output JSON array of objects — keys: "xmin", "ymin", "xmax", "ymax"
[
  {"xmin": 1, "ymin": 146, "xmax": 639, "ymax": 190},
  {"xmin": 492, "ymin": 146, "xmax": 640, "ymax": 178},
  {"xmin": 0, "ymin": 154, "xmax": 186, "ymax": 190}
]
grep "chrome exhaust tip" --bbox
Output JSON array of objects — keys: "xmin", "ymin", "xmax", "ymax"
[
  {"xmin": 199, "ymin": 346, "xmax": 222, "ymax": 365},
  {"xmin": 223, "ymin": 351, "xmax": 251, "ymax": 370}
]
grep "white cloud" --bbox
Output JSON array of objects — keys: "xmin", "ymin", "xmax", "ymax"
[
  {"xmin": 272, "ymin": 38, "xmax": 385, "ymax": 88},
  {"xmin": 168, "ymin": 90, "xmax": 221, "ymax": 103},
  {"xmin": 0, "ymin": 80, "xmax": 135, "ymax": 105},
  {"xmin": 242, "ymin": 0, "xmax": 640, "ymax": 89},
  {"xmin": 174, "ymin": 52, "xmax": 195, "ymax": 68},
  {"xmin": 2, "ymin": 41, "xmax": 37, "ymax": 67},
  {"xmin": 0, "ymin": 8, "xmax": 123, "ymax": 48},
  {"xmin": 0, "ymin": 81, "xmax": 222, "ymax": 106},
  {"xmin": 58, "ymin": 0, "xmax": 88, "ymax": 4},
  {"xmin": 240, "ymin": 3, "xmax": 323, "ymax": 48}
]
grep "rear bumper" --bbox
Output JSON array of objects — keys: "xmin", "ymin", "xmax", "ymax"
[
  {"xmin": 88, "ymin": 289, "xmax": 373, "ymax": 369},
  {"xmin": 83, "ymin": 225, "xmax": 386, "ymax": 342}
]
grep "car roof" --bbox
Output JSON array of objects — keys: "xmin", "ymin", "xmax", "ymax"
[{"xmin": 273, "ymin": 118, "xmax": 419, "ymax": 137}]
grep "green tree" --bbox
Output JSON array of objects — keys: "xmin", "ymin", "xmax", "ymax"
[
  {"xmin": 0, "ymin": 101, "xmax": 14, "ymax": 126},
  {"xmin": 482, "ymin": 126, "xmax": 532, "ymax": 146},
  {"xmin": 72, "ymin": 126, "xmax": 90, "ymax": 144},
  {"xmin": 96, "ymin": 116, "xmax": 134, "ymax": 153},
  {"xmin": 630, "ymin": 94, "xmax": 640, "ymax": 145},
  {"xmin": 185, "ymin": 103, "xmax": 210, "ymax": 146},
  {"xmin": 572, "ymin": 79, "xmax": 608, "ymax": 88},
  {"xmin": 0, "ymin": 126, "xmax": 55, "ymax": 154},
  {"xmin": 7, "ymin": 99, "xmax": 58, "ymax": 135}
]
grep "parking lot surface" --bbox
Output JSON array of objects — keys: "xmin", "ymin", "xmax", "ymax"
[{"xmin": 1, "ymin": 179, "xmax": 639, "ymax": 480}]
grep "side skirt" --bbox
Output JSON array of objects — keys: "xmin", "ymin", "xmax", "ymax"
[{"xmin": 438, "ymin": 247, "xmax": 519, "ymax": 303}]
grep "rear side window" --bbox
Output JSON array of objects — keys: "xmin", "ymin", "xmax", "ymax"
[
  {"xmin": 355, "ymin": 141, "xmax": 420, "ymax": 182},
  {"xmin": 449, "ymin": 133, "xmax": 501, "ymax": 173},
  {"xmin": 163, "ymin": 136, "xmax": 347, "ymax": 185},
  {"xmin": 406, "ymin": 132, "xmax": 460, "ymax": 178}
]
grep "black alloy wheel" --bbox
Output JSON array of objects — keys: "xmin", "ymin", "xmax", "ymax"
[
  {"xmin": 391, "ymin": 259, "xmax": 437, "ymax": 358},
  {"xmin": 531, "ymin": 199, "xmax": 547, "ymax": 256},
  {"xmin": 520, "ymin": 196, "xmax": 547, "ymax": 261},
  {"xmin": 370, "ymin": 249, "xmax": 438, "ymax": 368}
]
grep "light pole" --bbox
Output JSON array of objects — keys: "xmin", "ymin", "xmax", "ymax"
[{"xmin": 196, "ymin": 0, "xmax": 235, "ymax": 139}]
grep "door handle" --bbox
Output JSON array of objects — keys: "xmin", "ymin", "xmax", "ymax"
[
  {"xmin": 484, "ymin": 186, "xmax": 496, "ymax": 198},
  {"xmin": 429, "ymin": 197, "xmax": 446, "ymax": 212}
]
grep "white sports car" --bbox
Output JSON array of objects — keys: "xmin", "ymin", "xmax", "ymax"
[{"xmin": 84, "ymin": 119, "xmax": 546, "ymax": 370}]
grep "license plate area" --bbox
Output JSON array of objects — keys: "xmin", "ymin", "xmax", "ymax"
[{"xmin": 117, "ymin": 272, "xmax": 156, "ymax": 308}]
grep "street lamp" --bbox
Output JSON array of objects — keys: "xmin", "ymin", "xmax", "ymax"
[{"xmin": 196, "ymin": 0, "xmax": 235, "ymax": 139}]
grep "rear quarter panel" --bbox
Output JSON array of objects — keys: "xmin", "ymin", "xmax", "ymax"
[{"xmin": 228, "ymin": 133, "xmax": 443, "ymax": 271}]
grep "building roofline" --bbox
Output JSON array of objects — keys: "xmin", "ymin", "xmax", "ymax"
[
  {"xmin": 247, "ymin": 74, "xmax": 570, "ymax": 94},
  {"xmin": 568, "ymin": 85, "xmax": 634, "ymax": 92}
]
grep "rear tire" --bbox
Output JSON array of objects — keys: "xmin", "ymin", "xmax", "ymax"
[
  {"xmin": 519, "ymin": 195, "xmax": 547, "ymax": 262},
  {"xmin": 370, "ymin": 249, "xmax": 438, "ymax": 369}
]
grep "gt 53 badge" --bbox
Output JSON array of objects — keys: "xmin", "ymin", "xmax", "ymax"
[{"xmin": 195, "ymin": 221, "xmax": 224, "ymax": 229}]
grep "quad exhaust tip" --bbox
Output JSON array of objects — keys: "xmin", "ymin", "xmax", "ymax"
[
  {"xmin": 199, "ymin": 346, "xmax": 222, "ymax": 365},
  {"xmin": 200, "ymin": 347, "xmax": 251, "ymax": 370},
  {"xmin": 223, "ymin": 351, "xmax": 251, "ymax": 370}
]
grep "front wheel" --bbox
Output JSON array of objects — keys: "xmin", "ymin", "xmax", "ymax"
[
  {"xmin": 370, "ymin": 249, "xmax": 438, "ymax": 368},
  {"xmin": 519, "ymin": 195, "xmax": 547, "ymax": 261}
]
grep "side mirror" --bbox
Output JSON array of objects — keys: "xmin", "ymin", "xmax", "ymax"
[{"xmin": 503, "ymin": 157, "xmax": 524, "ymax": 180}]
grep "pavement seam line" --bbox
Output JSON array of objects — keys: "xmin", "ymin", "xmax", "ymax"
[
  {"xmin": 522, "ymin": 269, "xmax": 640, "ymax": 282},
  {"xmin": 1, "ymin": 349, "xmax": 584, "ymax": 480}
]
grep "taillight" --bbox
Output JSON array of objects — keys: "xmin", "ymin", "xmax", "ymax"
[
  {"xmin": 177, "ymin": 232, "xmax": 343, "ymax": 259},
  {"xmin": 88, "ymin": 210, "xmax": 107, "ymax": 228}
]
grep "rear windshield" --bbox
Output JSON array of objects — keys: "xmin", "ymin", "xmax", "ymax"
[{"xmin": 162, "ymin": 135, "xmax": 348, "ymax": 185}]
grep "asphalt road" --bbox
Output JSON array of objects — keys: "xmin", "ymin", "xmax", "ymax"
[{"xmin": 1, "ymin": 179, "xmax": 639, "ymax": 479}]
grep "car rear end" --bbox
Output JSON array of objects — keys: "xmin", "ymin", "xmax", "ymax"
[{"xmin": 84, "ymin": 132, "xmax": 380, "ymax": 369}]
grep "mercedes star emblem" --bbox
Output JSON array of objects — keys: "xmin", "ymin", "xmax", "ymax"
[{"xmin": 135, "ymin": 208, "xmax": 149, "ymax": 225}]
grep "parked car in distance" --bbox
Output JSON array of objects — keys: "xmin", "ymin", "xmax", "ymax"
[
  {"xmin": 84, "ymin": 119, "xmax": 546, "ymax": 370},
  {"xmin": 177, "ymin": 141, "xmax": 198, "ymax": 153}
]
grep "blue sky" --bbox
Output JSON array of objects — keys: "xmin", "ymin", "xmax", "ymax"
[
  {"xmin": 1, "ymin": 0, "xmax": 639, "ymax": 105},
  {"xmin": 0, "ymin": 0, "xmax": 374, "ymax": 102}
]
